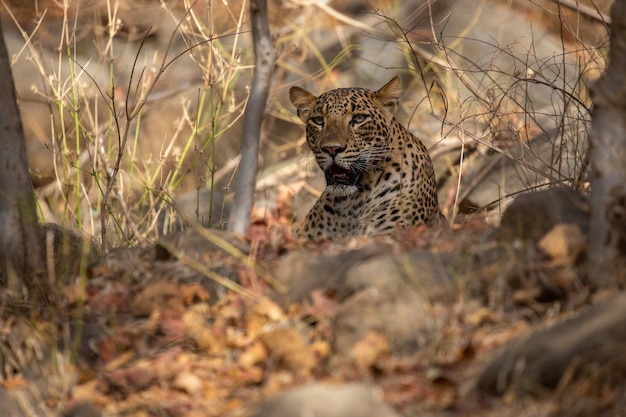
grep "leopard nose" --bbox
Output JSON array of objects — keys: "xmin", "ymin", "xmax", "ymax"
[{"xmin": 321, "ymin": 145, "xmax": 346, "ymax": 156}]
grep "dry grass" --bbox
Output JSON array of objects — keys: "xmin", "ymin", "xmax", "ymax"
[{"xmin": 1, "ymin": 0, "xmax": 609, "ymax": 243}]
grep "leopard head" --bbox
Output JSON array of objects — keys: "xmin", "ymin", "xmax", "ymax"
[{"xmin": 289, "ymin": 76, "xmax": 403, "ymax": 194}]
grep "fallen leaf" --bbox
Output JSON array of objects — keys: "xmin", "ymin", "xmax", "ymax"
[
  {"xmin": 426, "ymin": 369, "xmax": 459, "ymax": 409},
  {"xmin": 237, "ymin": 339, "xmax": 269, "ymax": 368},
  {"xmin": 159, "ymin": 309, "xmax": 187, "ymax": 339},
  {"xmin": 171, "ymin": 371, "xmax": 203, "ymax": 395},
  {"xmin": 131, "ymin": 281, "xmax": 185, "ymax": 317},
  {"xmin": 311, "ymin": 340, "xmax": 331, "ymax": 360},
  {"xmin": 246, "ymin": 297, "xmax": 286, "ymax": 338},
  {"xmin": 276, "ymin": 184, "xmax": 297, "ymax": 220},
  {"xmin": 97, "ymin": 337, "xmax": 123, "ymax": 363},
  {"xmin": 87, "ymin": 284, "xmax": 130, "ymax": 314},
  {"xmin": 246, "ymin": 221, "xmax": 271, "ymax": 243},
  {"xmin": 180, "ymin": 282, "xmax": 210, "ymax": 305},
  {"xmin": 259, "ymin": 326, "xmax": 316, "ymax": 376},
  {"xmin": 465, "ymin": 307, "xmax": 497, "ymax": 326},
  {"xmin": 125, "ymin": 366, "xmax": 156, "ymax": 389},
  {"xmin": 538, "ymin": 223, "xmax": 586, "ymax": 265},
  {"xmin": 103, "ymin": 368, "xmax": 128, "ymax": 391},
  {"xmin": 152, "ymin": 346, "xmax": 184, "ymax": 380},
  {"xmin": 351, "ymin": 330, "xmax": 390, "ymax": 370},
  {"xmin": 239, "ymin": 365, "xmax": 265, "ymax": 384},
  {"xmin": 71, "ymin": 379, "xmax": 109, "ymax": 407},
  {"xmin": 164, "ymin": 401, "xmax": 193, "ymax": 417},
  {"xmin": 184, "ymin": 304, "xmax": 225, "ymax": 355},
  {"xmin": 1, "ymin": 375, "xmax": 27, "ymax": 390}
]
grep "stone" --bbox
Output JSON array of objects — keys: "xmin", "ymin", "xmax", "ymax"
[
  {"xmin": 249, "ymin": 383, "xmax": 401, "ymax": 417},
  {"xmin": 499, "ymin": 187, "xmax": 590, "ymax": 242}
]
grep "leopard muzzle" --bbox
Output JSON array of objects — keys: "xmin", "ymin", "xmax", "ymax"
[{"xmin": 324, "ymin": 164, "xmax": 362, "ymax": 186}]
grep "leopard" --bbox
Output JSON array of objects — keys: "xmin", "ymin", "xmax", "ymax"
[{"xmin": 289, "ymin": 75, "xmax": 446, "ymax": 241}]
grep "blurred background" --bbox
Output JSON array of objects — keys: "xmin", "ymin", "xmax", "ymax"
[{"xmin": 0, "ymin": 0, "xmax": 610, "ymax": 246}]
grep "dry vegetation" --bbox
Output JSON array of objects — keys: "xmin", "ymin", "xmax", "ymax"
[
  {"xmin": 2, "ymin": 0, "xmax": 609, "ymax": 241},
  {"xmin": 0, "ymin": 1, "xmax": 621, "ymax": 417}
]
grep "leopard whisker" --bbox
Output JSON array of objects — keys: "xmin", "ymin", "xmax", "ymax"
[{"xmin": 352, "ymin": 146, "xmax": 389, "ymax": 172}]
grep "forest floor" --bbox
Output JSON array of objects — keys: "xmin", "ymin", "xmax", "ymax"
[{"xmin": 2, "ymin": 187, "xmax": 626, "ymax": 417}]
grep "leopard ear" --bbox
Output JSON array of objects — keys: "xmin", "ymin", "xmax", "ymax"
[
  {"xmin": 376, "ymin": 76, "xmax": 403, "ymax": 120},
  {"xmin": 289, "ymin": 86, "xmax": 317, "ymax": 122}
]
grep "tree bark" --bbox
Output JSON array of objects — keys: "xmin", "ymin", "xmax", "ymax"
[
  {"xmin": 588, "ymin": 1, "xmax": 626, "ymax": 286},
  {"xmin": 229, "ymin": 0, "xmax": 276, "ymax": 235},
  {"xmin": 0, "ymin": 18, "xmax": 48, "ymax": 295}
]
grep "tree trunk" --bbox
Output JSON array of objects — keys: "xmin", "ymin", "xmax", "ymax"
[
  {"xmin": 0, "ymin": 18, "xmax": 48, "ymax": 297},
  {"xmin": 589, "ymin": 1, "xmax": 626, "ymax": 286},
  {"xmin": 229, "ymin": 0, "xmax": 276, "ymax": 235}
]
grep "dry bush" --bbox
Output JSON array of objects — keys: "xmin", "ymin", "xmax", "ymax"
[
  {"xmin": 3, "ymin": 0, "xmax": 257, "ymax": 247},
  {"xmin": 2, "ymin": 0, "xmax": 609, "ymax": 246}
]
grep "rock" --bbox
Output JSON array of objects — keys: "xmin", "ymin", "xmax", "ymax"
[
  {"xmin": 344, "ymin": 251, "xmax": 454, "ymax": 300},
  {"xmin": 275, "ymin": 244, "xmax": 394, "ymax": 305},
  {"xmin": 478, "ymin": 292, "xmax": 626, "ymax": 395},
  {"xmin": 277, "ymin": 246, "xmax": 456, "ymax": 355},
  {"xmin": 334, "ymin": 252, "xmax": 456, "ymax": 354},
  {"xmin": 249, "ymin": 383, "xmax": 401, "ymax": 417},
  {"xmin": 499, "ymin": 187, "xmax": 590, "ymax": 242}
]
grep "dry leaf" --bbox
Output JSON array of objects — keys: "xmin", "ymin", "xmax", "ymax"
[
  {"xmin": 125, "ymin": 366, "xmax": 157, "ymax": 389},
  {"xmin": 184, "ymin": 304, "xmax": 225, "ymax": 355},
  {"xmin": 465, "ymin": 307, "xmax": 497, "ymax": 326},
  {"xmin": 276, "ymin": 184, "xmax": 299, "ymax": 221},
  {"xmin": 164, "ymin": 401, "xmax": 194, "ymax": 417},
  {"xmin": 424, "ymin": 368, "xmax": 459, "ymax": 409},
  {"xmin": 131, "ymin": 281, "xmax": 185, "ymax": 317},
  {"xmin": 103, "ymin": 368, "xmax": 128, "ymax": 391},
  {"xmin": 259, "ymin": 326, "xmax": 316, "ymax": 376},
  {"xmin": 246, "ymin": 297, "xmax": 286, "ymax": 338},
  {"xmin": 246, "ymin": 221, "xmax": 271, "ymax": 243},
  {"xmin": 538, "ymin": 223, "xmax": 586, "ymax": 265},
  {"xmin": 180, "ymin": 282, "xmax": 210, "ymax": 305},
  {"xmin": 171, "ymin": 371, "xmax": 203, "ymax": 395},
  {"xmin": 159, "ymin": 309, "xmax": 187, "ymax": 339},
  {"xmin": 351, "ymin": 330, "xmax": 390, "ymax": 370},
  {"xmin": 311, "ymin": 341, "xmax": 331, "ymax": 360},
  {"xmin": 238, "ymin": 339, "xmax": 269, "ymax": 368},
  {"xmin": 1, "ymin": 375, "xmax": 27, "ymax": 390}
]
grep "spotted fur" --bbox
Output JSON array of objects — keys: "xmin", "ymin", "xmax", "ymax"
[{"xmin": 289, "ymin": 76, "xmax": 445, "ymax": 241}]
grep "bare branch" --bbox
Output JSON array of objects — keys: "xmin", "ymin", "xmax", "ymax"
[{"xmin": 229, "ymin": 0, "xmax": 276, "ymax": 235}]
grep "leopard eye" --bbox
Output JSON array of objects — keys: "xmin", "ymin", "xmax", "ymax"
[
  {"xmin": 351, "ymin": 114, "xmax": 367, "ymax": 124},
  {"xmin": 310, "ymin": 116, "xmax": 324, "ymax": 126}
]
